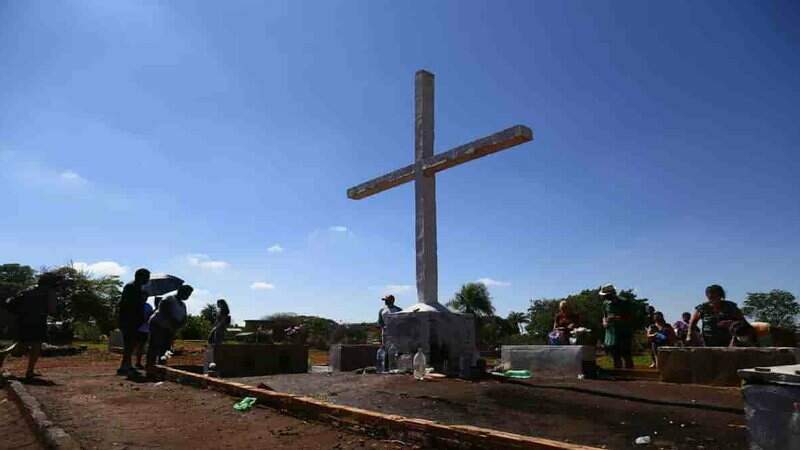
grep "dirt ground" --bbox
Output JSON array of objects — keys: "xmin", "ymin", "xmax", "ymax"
[
  {"xmin": 1, "ymin": 388, "xmax": 45, "ymax": 450},
  {"xmin": 0, "ymin": 349, "xmax": 411, "ymax": 450},
  {"xmin": 1, "ymin": 345, "xmax": 750, "ymax": 449},
  {"xmin": 236, "ymin": 372, "xmax": 748, "ymax": 450}
]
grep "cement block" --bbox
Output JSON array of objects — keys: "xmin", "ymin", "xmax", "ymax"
[
  {"xmin": 383, "ymin": 310, "xmax": 476, "ymax": 375},
  {"xmin": 108, "ymin": 329, "xmax": 123, "ymax": 352},
  {"xmin": 501, "ymin": 345, "xmax": 596, "ymax": 379},
  {"xmin": 329, "ymin": 344, "xmax": 380, "ymax": 371},
  {"xmin": 207, "ymin": 344, "xmax": 308, "ymax": 378},
  {"xmin": 658, "ymin": 347, "xmax": 800, "ymax": 386}
]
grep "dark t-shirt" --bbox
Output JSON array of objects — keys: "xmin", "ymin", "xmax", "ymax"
[
  {"xmin": 119, "ymin": 283, "xmax": 147, "ymax": 331},
  {"xmin": 5, "ymin": 287, "xmax": 53, "ymax": 342},
  {"xmin": 695, "ymin": 300, "xmax": 742, "ymax": 346}
]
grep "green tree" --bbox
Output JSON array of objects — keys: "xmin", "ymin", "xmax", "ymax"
[
  {"xmin": 48, "ymin": 266, "xmax": 123, "ymax": 334},
  {"xmin": 526, "ymin": 298, "xmax": 560, "ymax": 339},
  {"xmin": 177, "ymin": 315, "xmax": 213, "ymax": 340},
  {"xmin": 447, "ymin": 282, "xmax": 495, "ymax": 317},
  {"xmin": 200, "ymin": 303, "xmax": 217, "ymax": 324},
  {"xmin": 0, "ymin": 263, "xmax": 36, "ymax": 300},
  {"xmin": 742, "ymin": 290, "xmax": 799, "ymax": 329}
]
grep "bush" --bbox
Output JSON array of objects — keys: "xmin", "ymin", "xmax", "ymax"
[
  {"xmin": 177, "ymin": 315, "xmax": 213, "ymax": 340},
  {"xmin": 73, "ymin": 321, "xmax": 103, "ymax": 341}
]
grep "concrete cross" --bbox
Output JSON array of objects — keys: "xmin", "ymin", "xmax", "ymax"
[{"xmin": 347, "ymin": 70, "xmax": 533, "ymax": 310}]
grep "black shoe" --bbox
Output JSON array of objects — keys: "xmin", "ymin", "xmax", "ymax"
[{"xmin": 116, "ymin": 368, "xmax": 129, "ymax": 376}]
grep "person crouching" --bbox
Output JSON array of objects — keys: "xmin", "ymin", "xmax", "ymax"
[{"xmin": 146, "ymin": 285, "xmax": 193, "ymax": 376}]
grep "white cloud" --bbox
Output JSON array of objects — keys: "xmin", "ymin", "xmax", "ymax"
[
  {"xmin": 384, "ymin": 284, "xmax": 413, "ymax": 293},
  {"xmin": 267, "ymin": 244, "xmax": 284, "ymax": 254},
  {"xmin": 476, "ymin": 277, "xmax": 511, "ymax": 287},
  {"xmin": 59, "ymin": 170, "xmax": 87, "ymax": 184},
  {"xmin": 73, "ymin": 261, "xmax": 128, "ymax": 277},
  {"xmin": 186, "ymin": 254, "xmax": 230, "ymax": 270},
  {"xmin": 329, "ymin": 226, "xmax": 348, "ymax": 232},
  {"xmin": 250, "ymin": 281, "xmax": 275, "ymax": 290}
]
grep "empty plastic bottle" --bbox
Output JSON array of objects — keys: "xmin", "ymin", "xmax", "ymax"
[
  {"xmin": 386, "ymin": 343, "xmax": 398, "ymax": 372},
  {"xmin": 376, "ymin": 346, "xmax": 386, "ymax": 373},
  {"xmin": 413, "ymin": 348, "xmax": 426, "ymax": 380}
]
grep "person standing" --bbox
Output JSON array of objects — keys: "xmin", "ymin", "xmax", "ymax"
[
  {"xmin": 146, "ymin": 285, "xmax": 193, "ymax": 376},
  {"xmin": 0, "ymin": 272, "xmax": 60, "ymax": 379},
  {"xmin": 601, "ymin": 284, "xmax": 634, "ymax": 369},
  {"xmin": 117, "ymin": 268, "xmax": 150, "ymax": 376},
  {"xmin": 378, "ymin": 295, "xmax": 402, "ymax": 342},
  {"xmin": 688, "ymin": 284, "xmax": 745, "ymax": 347},
  {"xmin": 208, "ymin": 299, "xmax": 231, "ymax": 346},
  {"xmin": 134, "ymin": 300, "xmax": 154, "ymax": 369}
]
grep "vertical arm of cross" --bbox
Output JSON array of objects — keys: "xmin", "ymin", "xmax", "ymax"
[{"xmin": 415, "ymin": 70, "xmax": 438, "ymax": 306}]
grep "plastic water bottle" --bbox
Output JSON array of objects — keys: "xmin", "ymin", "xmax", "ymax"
[
  {"xmin": 387, "ymin": 343, "xmax": 398, "ymax": 372},
  {"xmin": 376, "ymin": 346, "xmax": 386, "ymax": 374},
  {"xmin": 413, "ymin": 348, "xmax": 426, "ymax": 380}
]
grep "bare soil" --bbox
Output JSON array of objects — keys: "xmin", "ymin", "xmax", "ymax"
[
  {"xmin": 0, "ymin": 388, "xmax": 45, "ymax": 450},
  {"xmin": 236, "ymin": 372, "xmax": 748, "ymax": 449},
  {"xmin": 0, "ymin": 350, "xmax": 412, "ymax": 450}
]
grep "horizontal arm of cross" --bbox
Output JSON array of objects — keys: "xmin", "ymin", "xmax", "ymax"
[{"xmin": 347, "ymin": 125, "xmax": 532, "ymax": 200}]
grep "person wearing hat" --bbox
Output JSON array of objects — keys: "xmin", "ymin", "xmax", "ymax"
[
  {"xmin": 378, "ymin": 295, "xmax": 402, "ymax": 341},
  {"xmin": 600, "ymin": 284, "xmax": 634, "ymax": 369},
  {"xmin": 0, "ymin": 271, "xmax": 61, "ymax": 379}
]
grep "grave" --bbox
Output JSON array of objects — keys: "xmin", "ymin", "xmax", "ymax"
[
  {"xmin": 658, "ymin": 346, "xmax": 800, "ymax": 386},
  {"xmin": 108, "ymin": 329, "xmax": 123, "ymax": 353},
  {"xmin": 501, "ymin": 345, "xmax": 597, "ymax": 379},
  {"xmin": 203, "ymin": 343, "xmax": 308, "ymax": 377},
  {"xmin": 328, "ymin": 344, "xmax": 380, "ymax": 371},
  {"xmin": 347, "ymin": 70, "xmax": 533, "ymax": 374}
]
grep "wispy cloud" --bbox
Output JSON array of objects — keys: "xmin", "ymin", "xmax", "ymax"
[
  {"xmin": 384, "ymin": 284, "xmax": 414, "ymax": 293},
  {"xmin": 0, "ymin": 151, "xmax": 91, "ymax": 190},
  {"xmin": 73, "ymin": 261, "xmax": 128, "ymax": 277},
  {"xmin": 59, "ymin": 170, "xmax": 88, "ymax": 185},
  {"xmin": 250, "ymin": 281, "xmax": 275, "ymax": 290},
  {"xmin": 476, "ymin": 277, "xmax": 511, "ymax": 287},
  {"xmin": 329, "ymin": 226, "xmax": 348, "ymax": 232},
  {"xmin": 186, "ymin": 254, "xmax": 230, "ymax": 270},
  {"xmin": 267, "ymin": 244, "xmax": 284, "ymax": 254}
]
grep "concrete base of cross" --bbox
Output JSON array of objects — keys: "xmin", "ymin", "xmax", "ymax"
[{"xmin": 383, "ymin": 308, "xmax": 477, "ymax": 376}]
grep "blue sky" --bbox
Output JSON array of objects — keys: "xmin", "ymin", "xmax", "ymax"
[{"xmin": 1, "ymin": 1, "xmax": 798, "ymax": 324}]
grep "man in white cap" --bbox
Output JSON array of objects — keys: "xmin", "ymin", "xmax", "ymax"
[
  {"xmin": 600, "ymin": 284, "xmax": 634, "ymax": 369},
  {"xmin": 378, "ymin": 295, "xmax": 402, "ymax": 342}
]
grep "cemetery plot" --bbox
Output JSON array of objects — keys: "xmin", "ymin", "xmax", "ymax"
[{"xmin": 232, "ymin": 371, "xmax": 748, "ymax": 449}]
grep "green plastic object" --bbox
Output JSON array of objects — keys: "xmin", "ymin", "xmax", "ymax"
[
  {"xmin": 233, "ymin": 397, "xmax": 257, "ymax": 411},
  {"xmin": 503, "ymin": 370, "xmax": 531, "ymax": 379}
]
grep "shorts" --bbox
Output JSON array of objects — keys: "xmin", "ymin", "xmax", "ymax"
[{"xmin": 18, "ymin": 322, "xmax": 47, "ymax": 343}]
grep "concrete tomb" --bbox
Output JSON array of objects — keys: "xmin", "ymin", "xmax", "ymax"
[
  {"xmin": 658, "ymin": 346, "xmax": 800, "ymax": 386},
  {"xmin": 203, "ymin": 344, "xmax": 308, "ymax": 377},
  {"xmin": 501, "ymin": 345, "xmax": 597, "ymax": 379},
  {"xmin": 329, "ymin": 344, "xmax": 380, "ymax": 371},
  {"xmin": 347, "ymin": 70, "xmax": 533, "ymax": 374},
  {"xmin": 108, "ymin": 329, "xmax": 124, "ymax": 353}
]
